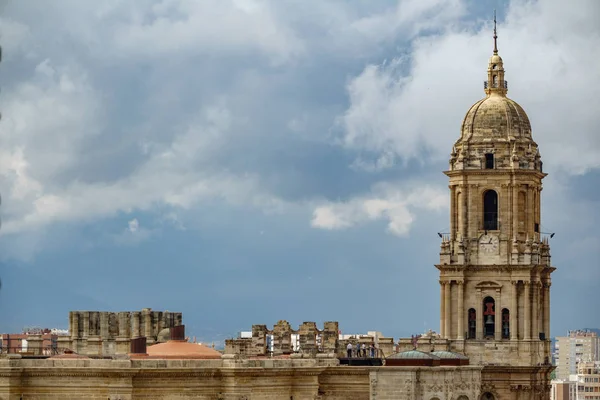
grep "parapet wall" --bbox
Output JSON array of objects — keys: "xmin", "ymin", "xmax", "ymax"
[
  {"xmin": 225, "ymin": 321, "xmax": 339, "ymax": 357},
  {"xmin": 224, "ymin": 321, "xmax": 395, "ymax": 358},
  {"xmin": 0, "ymin": 356, "xmax": 369, "ymax": 400}
]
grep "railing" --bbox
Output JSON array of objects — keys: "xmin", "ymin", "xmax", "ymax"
[
  {"xmin": 437, "ymin": 232, "xmax": 451, "ymax": 241},
  {"xmin": 343, "ymin": 348, "xmax": 385, "ymax": 359},
  {"xmin": 483, "ymin": 80, "xmax": 508, "ymax": 89}
]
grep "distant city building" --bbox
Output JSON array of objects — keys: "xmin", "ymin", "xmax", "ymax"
[
  {"xmin": 0, "ymin": 328, "xmax": 69, "ymax": 355},
  {"xmin": 555, "ymin": 330, "xmax": 600, "ymax": 380},
  {"xmin": 574, "ymin": 361, "xmax": 600, "ymax": 400}
]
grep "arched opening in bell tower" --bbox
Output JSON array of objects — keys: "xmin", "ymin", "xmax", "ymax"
[
  {"xmin": 483, "ymin": 190, "xmax": 498, "ymax": 230},
  {"xmin": 468, "ymin": 308, "xmax": 476, "ymax": 339},
  {"xmin": 502, "ymin": 308, "xmax": 510, "ymax": 339},
  {"xmin": 483, "ymin": 296, "xmax": 495, "ymax": 338}
]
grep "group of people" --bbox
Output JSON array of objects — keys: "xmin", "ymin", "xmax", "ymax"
[{"xmin": 346, "ymin": 342, "xmax": 377, "ymax": 358}]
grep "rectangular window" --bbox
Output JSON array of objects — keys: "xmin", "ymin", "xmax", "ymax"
[{"xmin": 485, "ymin": 153, "xmax": 494, "ymax": 169}]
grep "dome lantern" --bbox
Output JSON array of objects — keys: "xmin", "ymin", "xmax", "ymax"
[{"xmin": 484, "ymin": 11, "xmax": 507, "ymax": 96}]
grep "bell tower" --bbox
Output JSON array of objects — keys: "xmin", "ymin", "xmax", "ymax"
[{"xmin": 435, "ymin": 14, "xmax": 555, "ymax": 370}]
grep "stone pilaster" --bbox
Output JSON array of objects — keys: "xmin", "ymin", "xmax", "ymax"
[
  {"xmin": 457, "ymin": 281, "xmax": 464, "ymax": 340},
  {"xmin": 83, "ymin": 312, "xmax": 90, "ymax": 339},
  {"xmin": 100, "ymin": 312, "xmax": 109, "ymax": 338},
  {"xmin": 494, "ymin": 288, "xmax": 502, "ymax": 341},
  {"xmin": 524, "ymin": 281, "xmax": 531, "ymax": 340},
  {"xmin": 543, "ymin": 282, "xmax": 551, "ymax": 338},
  {"xmin": 444, "ymin": 281, "xmax": 452, "ymax": 339},
  {"xmin": 450, "ymin": 185, "xmax": 457, "ymax": 241},
  {"xmin": 132, "ymin": 312, "xmax": 141, "ymax": 338},
  {"xmin": 71, "ymin": 312, "xmax": 79, "ymax": 339},
  {"xmin": 440, "ymin": 281, "xmax": 446, "ymax": 338},
  {"xmin": 118, "ymin": 312, "xmax": 129, "ymax": 338},
  {"xmin": 532, "ymin": 282, "xmax": 539, "ymax": 340},
  {"xmin": 476, "ymin": 289, "xmax": 483, "ymax": 340},
  {"xmin": 510, "ymin": 281, "xmax": 518, "ymax": 340}
]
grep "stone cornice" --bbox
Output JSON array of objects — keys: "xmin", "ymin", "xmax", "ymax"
[
  {"xmin": 444, "ymin": 169, "xmax": 546, "ymax": 179},
  {"xmin": 436, "ymin": 264, "xmax": 555, "ymax": 273}
]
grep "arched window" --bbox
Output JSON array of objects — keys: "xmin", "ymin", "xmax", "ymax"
[
  {"xmin": 468, "ymin": 308, "xmax": 476, "ymax": 339},
  {"xmin": 481, "ymin": 393, "xmax": 495, "ymax": 400},
  {"xmin": 502, "ymin": 308, "xmax": 510, "ymax": 339},
  {"xmin": 485, "ymin": 153, "xmax": 494, "ymax": 169},
  {"xmin": 493, "ymin": 75, "xmax": 498, "ymax": 87},
  {"xmin": 457, "ymin": 396, "xmax": 469, "ymax": 400},
  {"xmin": 483, "ymin": 190, "xmax": 498, "ymax": 230},
  {"xmin": 483, "ymin": 296, "xmax": 495, "ymax": 338}
]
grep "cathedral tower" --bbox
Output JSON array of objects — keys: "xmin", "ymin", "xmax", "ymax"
[{"xmin": 435, "ymin": 16, "xmax": 555, "ymax": 374}]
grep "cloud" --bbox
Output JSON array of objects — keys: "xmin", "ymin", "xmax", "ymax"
[
  {"xmin": 311, "ymin": 183, "xmax": 446, "ymax": 236},
  {"xmin": 128, "ymin": 218, "xmax": 139, "ymax": 233},
  {"xmin": 112, "ymin": 217, "xmax": 155, "ymax": 246},
  {"xmin": 337, "ymin": 0, "xmax": 600, "ymax": 174}
]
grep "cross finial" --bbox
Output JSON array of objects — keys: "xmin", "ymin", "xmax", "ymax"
[{"xmin": 493, "ymin": 9, "xmax": 498, "ymax": 54}]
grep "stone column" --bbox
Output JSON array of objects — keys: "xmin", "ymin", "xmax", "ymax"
[
  {"xmin": 450, "ymin": 185, "xmax": 456, "ymax": 241},
  {"xmin": 476, "ymin": 289, "xmax": 483, "ymax": 340},
  {"xmin": 71, "ymin": 312, "xmax": 79, "ymax": 339},
  {"xmin": 543, "ymin": 283, "xmax": 551, "ymax": 338},
  {"xmin": 512, "ymin": 183, "xmax": 519, "ymax": 242},
  {"xmin": 132, "ymin": 312, "xmax": 141, "ymax": 338},
  {"xmin": 526, "ymin": 186, "xmax": 534, "ymax": 237},
  {"xmin": 524, "ymin": 282, "xmax": 531, "ymax": 340},
  {"xmin": 461, "ymin": 185, "xmax": 468, "ymax": 239},
  {"xmin": 83, "ymin": 312, "xmax": 90, "ymax": 339},
  {"xmin": 143, "ymin": 308, "xmax": 153, "ymax": 339},
  {"xmin": 444, "ymin": 282, "xmax": 452, "ymax": 339},
  {"xmin": 532, "ymin": 283, "xmax": 539, "ymax": 340},
  {"xmin": 100, "ymin": 312, "xmax": 109, "ymax": 339},
  {"xmin": 511, "ymin": 281, "xmax": 518, "ymax": 340},
  {"xmin": 495, "ymin": 288, "xmax": 502, "ymax": 341},
  {"xmin": 457, "ymin": 281, "xmax": 464, "ymax": 339},
  {"xmin": 118, "ymin": 312, "xmax": 129, "ymax": 337},
  {"xmin": 440, "ymin": 281, "xmax": 446, "ymax": 338}
]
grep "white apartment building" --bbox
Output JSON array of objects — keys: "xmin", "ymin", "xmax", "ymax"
[{"xmin": 555, "ymin": 330, "xmax": 600, "ymax": 381}]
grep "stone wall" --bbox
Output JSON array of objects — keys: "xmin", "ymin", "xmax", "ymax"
[
  {"xmin": 0, "ymin": 356, "xmax": 554, "ymax": 399},
  {"xmin": 0, "ymin": 356, "xmax": 368, "ymax": 400},
  {"xmin": 64, "ymin": 308, "xmax": 182, "ymax": 356},
  {"xmin": 369, "ymin": 366, "xmax": 482, "ymax": 400}
]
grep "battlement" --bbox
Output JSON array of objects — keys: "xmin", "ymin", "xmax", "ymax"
[
  {"xmin": 225, "ymin": 321, "xmax": 396, "ymax": 359},
  {"xmin": 225, "ymin": 320, "xmax": 339, "ymax": 357}
]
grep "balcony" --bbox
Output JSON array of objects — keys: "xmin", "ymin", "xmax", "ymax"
[{"xmin": 484, "ymin": 80, "xmax": 508, "ymax": 89}]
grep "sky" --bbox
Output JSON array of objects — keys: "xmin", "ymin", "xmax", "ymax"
[{"xmin": 0, "ymin": 0, "xmax": 598, "ymax": 345}]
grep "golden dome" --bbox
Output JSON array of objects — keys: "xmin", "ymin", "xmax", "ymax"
[
  {"xmin": 489, "ymin": 54, "xmax": 503, "ymax": 64},
  {"xmin": 460, "ymin": 93, "xmax": 532, "ymax": 141}
]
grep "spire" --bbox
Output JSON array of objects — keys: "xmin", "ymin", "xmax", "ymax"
[
  {"xmin": 493, "ymin": 10, "xmax": 498, "ymax": 55},
  {"xmin": 484, "ymin": 11, "xmax": 507, "ymax": 96}
]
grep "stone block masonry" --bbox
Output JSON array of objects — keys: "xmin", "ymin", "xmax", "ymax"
[{"xmin": 64, "ymin": 308, "xmax": 182, "ymax": 356}]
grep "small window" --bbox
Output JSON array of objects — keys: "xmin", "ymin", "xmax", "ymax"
[
  {"xmin": 535, "ymin": 223, "xmax": 539, "ymax": 233},
  {"xmin": 485, "ymin": 153, "xmax": 494, "ymax": 169},
  {"xmin": 492, "ymin": 64, "xmax": 497, "ymax": 70}
]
